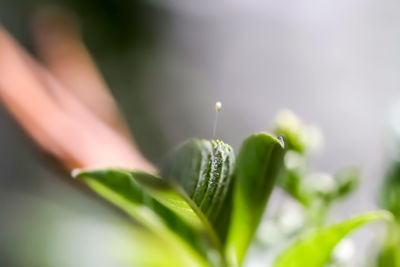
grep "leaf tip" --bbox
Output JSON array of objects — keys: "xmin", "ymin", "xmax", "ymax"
[{"xmin": 71, "ymin": 168, "xmax": 83, "ymax": 178}]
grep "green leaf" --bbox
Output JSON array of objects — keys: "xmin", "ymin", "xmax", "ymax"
[
  {"xmin": 123, "ymin": 225, "xmax": 208, "ymax": 267},
  {"xmin": 378, "ymin": 160, "xmax": 400, "ymax": 266},
  {"xmin": 226, "ymin": 133, "xmax": 285, "ymax": 264},
  {"xmin": 279, "ymin": 167, "xmax": 311, "ymax": 207},
  {"xmin": 376, "ymin": 222, "xmax": 400, "ymax": 267},
  {"xmin": 381, "ymin": 161, "xmax": 400, "ymax": 218},
  {"xmin": 274, "ymin": 211, "xmax": 393, "ymax": 267},
  {"xmin": 336, "ymin": 168, "xmax": 359, "ymax": 195},
  {"xmin": 161, "ymin": 139, "xmax": 235, "ymax": 242},
  {"xmin": 74, "ymin": 169, "xmax": 215, "ymax": 264}
]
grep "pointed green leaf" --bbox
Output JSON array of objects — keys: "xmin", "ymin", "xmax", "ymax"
[
  {"xmin": 74, "ymin": 169, "xmax": 219, "ymax": 261},
  {"xmin": 2, "ymin": 192, "xmax": 208, "ymax": 267},
  {"xmin": 161, "ymin": 139, "xmax": 235, "ymax": 242},
  {"xmin": 226, "ymin": 133, "xmax": 285, "ymax": 264},
  {"xmin": 274, "ymin": 211, "xmax": 393, "ymax": 267}
]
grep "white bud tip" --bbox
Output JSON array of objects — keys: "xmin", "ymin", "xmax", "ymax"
[
  {"xmin": 215, "ymin": 101, "xmax": 222, "ymax": 112},
  {"xmin": 71, "ymin": 168, "xmax": 82, "ymax": 178},
  {"xmin": 278, "ymin": 136, "xmax": 285, "ymax": 148}
]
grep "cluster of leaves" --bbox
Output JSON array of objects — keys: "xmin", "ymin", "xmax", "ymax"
[
  {"xmin": 73, "ymin": 111, "xmax": 391, "ymax": 267},
  {"xmin": 273, "ymin": 111, "xmax": 360, "ymax": 229},
  {"xmin": 75, "ymin": 133, "xmax": 284, "ymax": 266},
  {"xmin": 269, "ymin": 111, "xmax": 390, "ymax": 267}
]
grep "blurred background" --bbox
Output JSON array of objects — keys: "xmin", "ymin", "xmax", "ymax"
[{"xmin": 1, "ymin": 0, "xmax": 400, "ymax": 266}]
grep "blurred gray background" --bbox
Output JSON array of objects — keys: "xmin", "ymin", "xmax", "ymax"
[{"xmin": 1, "ymin": 0, "xmax": 400, "ymax": 266}]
